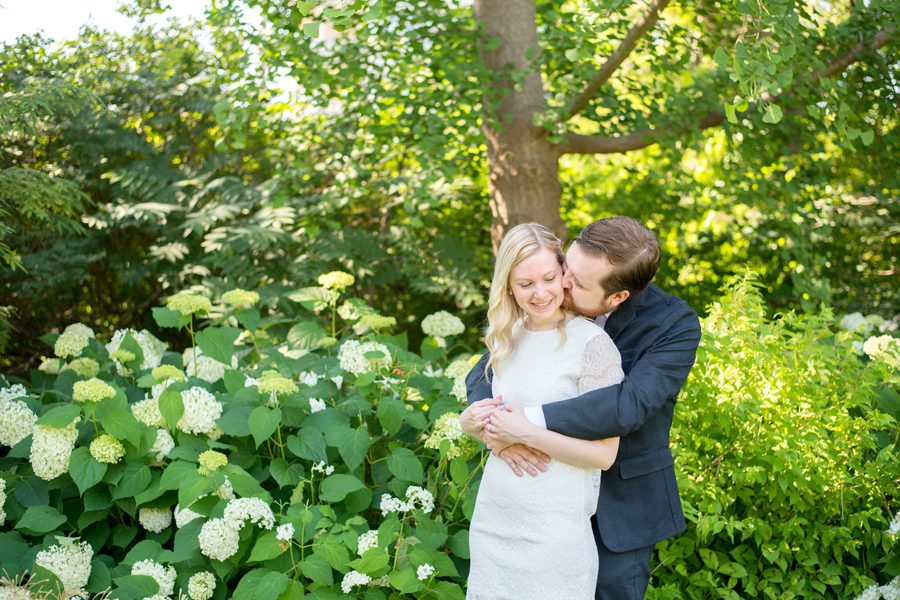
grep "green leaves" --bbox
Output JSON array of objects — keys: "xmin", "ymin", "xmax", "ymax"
[
  {"xmin": 196, "ymin": 326, "xmax": 241, "ymax": 364},
  {"xmin": 15, "ymin": 506, "xmax": 66, "ymax": 535},
  {"xmin": 36, "ymin": 404, "xmax": 80, "ymax": 427},
  {"xmin": 387, "ymin": 448, "xmax": 424, "ymax": 482},
  {"xmin": 249, "ymin": 406, "xmax": 282, "ymax": 448},
  {"xmin": 69, "ymin": 446, "xmax": 108, "ymax": 494},
  {"xmin": 319, "ymin": 474, "xmax": 366, "ymax": 502}
]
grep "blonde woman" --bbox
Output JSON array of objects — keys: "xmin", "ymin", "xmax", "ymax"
[{"xmin": 462, "ymin": 223, "xmax": 623, "ymax": 600}]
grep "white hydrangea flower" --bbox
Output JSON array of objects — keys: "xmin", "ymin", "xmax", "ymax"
[
  {"xmin": 216, "ymin": 477, "xmax": 235, "ymax": 500},
  {"xmin": 369, "ymin": 575, "xmax": 390, "ymax": 588},
  {"xmin": 106, "ymin": 328, "xmax": 167, "ymax": 372},
  {"xmin": 0, "ymin": 384, "xmax": 27, "ymax": 402},
  {"xmin": 416, "ymin": 563, "xmax": 435, "ymax": 581},
  {"xmin": 422, "ymin": 310, "xmax": 465, "ymax": 339},
  {"xmin": 379, "ymin": 493, "xmax": 409, "ymax": 515},
  {"xmin": 187, "ymin": 571, "xmax": 216, "ymax": 600},
  {"xmin": 131, "ymin": 559, "xmax": 176, "ymax": 598},
  {"xmin": 863, "ymin": 335, "xmax": 900, "ymax": 368},
  {"xmin": 0, "ymin": 478, "xmax": 6, "ymax": 525},
  {"xmin": 198, "ymin": 518, "xmax": 240, "ymax": 561},
  {"xmin": 39, "ymin": 358, "xmax": 63, "ymax": 374},
  {"xmin": 421, "ymin": 365, "xmax": 443, "ymax": 378},
  {"xmin": 138, "ymin": 507, "xmax": 173, "ymax": 533},
  {"xmin": 298, "ymin": 371, "xmax": 319, "ymax": 387},
  {"xmin": 888, "ymin": 511, "xmax": 900, "ymax": 536},
  {"xmin": 276, "ymin": 523, "xmax": 295, "ymax": 542},
  {"xmin": 405, "ymin": 486, "xmax": 435, "ymax": 514},
  {"xmin": 244, "ymin": 376, "xmax": 259, "ymax": 388},
  {"xmin": 54, "ymin": 331, "xmax": 90, "ymax": 359},
  {"xmin": 330, "ymin": 375, "xmax": 344, "ymax": 389},
  {"xmin": 150, "ymin": 428, "xmax": 175, "ymax": 462},
  {"xmin": 174, "ymin": 504, "xmax": 203, "ymax": 528},
  {"xmin": 340, "ymin": 570, "xmax": 371, "ymax": 594},
  {"xmin": 309, "ymin": 398, "xmax": 326, "ymax": 413},
  {"xmin": 311, "ymin": 461, "xmax": 334, "ymax": 476},
  {"xmin": 182, "ymin": 348, "xmax": 234, "ymax": 383},
  {"xmin": 0, "ymin": 395, "xmax": 37, "ymax": 447},
  {"xmin": 34, "ymin": 539, "xmax": 93, "ymax": 593},
  {"xmin": 223, "ymin": 497, "xmax": 275, "ymax": 530},
  {"xmin": 451, "ymin": 376, "xmax": 467, "ymax": 402},
  {"xmin": 64, "ymin": 324, "xmax": 95, "ymax": 339},
  {"xmin": 30, "ymin": 422, "xmax": 79, "ymax": 480},
  {"xmin": 177, "ymin": 387, "xmax": 223, "ymax": 436},
  {"xmin": 444, "ymin": 358, "xmax": 471, "ymax": 380},
  {"xmin": 840, "ymin": 312, "xmax": 870, "ymax": 332},
  {"xmin": 132, "ymin": 397, "xmax": 166, "ymax": 428},
  {"xmin": 338, "ymin": 340, "xmax": 391, "ymax": 375},
  {"xmin": 356, "ymin": 530, "xmax": 379, "ymax": 556}
]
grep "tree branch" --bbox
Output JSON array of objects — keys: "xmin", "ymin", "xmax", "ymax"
[
  {"xmin": 562, "ymin": 0, "xmax": 672, "ymax": 122},
  {"xmin": 558, "ymin": 27, "xmax": 894, "ymax": 155}
]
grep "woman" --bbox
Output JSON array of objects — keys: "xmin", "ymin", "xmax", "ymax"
[{"xmin": 463, "ymin": 223, "xmax": 623, "ymax": 600}]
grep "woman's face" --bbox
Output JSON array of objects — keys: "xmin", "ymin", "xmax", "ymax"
[{"xmin": 508, "ymin": 248, "xmax": 564, "ymax": 330}]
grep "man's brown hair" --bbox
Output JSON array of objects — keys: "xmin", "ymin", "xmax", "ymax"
[{"xmin": 573, "ymin": 216, "xmax": 660, "ymax": 295}]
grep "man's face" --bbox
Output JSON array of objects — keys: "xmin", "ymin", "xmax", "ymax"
[{"xmin": 561, "ymin": 242, "xmax": 630, "ymax": 317}]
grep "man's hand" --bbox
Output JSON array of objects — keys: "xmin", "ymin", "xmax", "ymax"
[
  {"xmin": 497, "ymin": 444, "xmax": 550, "ymax": 477},
  {"xmin": 460, "ymin": 397, "xmax": 503, "ymax": 438}
]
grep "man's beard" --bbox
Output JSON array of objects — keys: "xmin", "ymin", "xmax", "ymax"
[{"xmin": 563, "ymin": 290, "xmax": 605, "ymax": 317}]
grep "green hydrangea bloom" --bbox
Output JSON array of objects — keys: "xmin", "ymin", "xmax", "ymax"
[
  {"xmin": 110, "ymin": 349, "xmax": 136, "ymax": 364},
  {"xmin": 258, "ymin": 371, "xmax": 299, "ymax": 396},
  {"xmin": 90, "ymin": 434, "xmax": 126, "ymax": 464},
  {"xmin": 317, "ymin": 271, "xmax": 355, "ymax": 291},
  {"xmin": 54, "ymin": 331, "xmax": 89, "ymax": 359},
  {"xmin": 221, "ymin": 288, "xmax": 260, "ymax": 309},
  {"xmin": 167, "ymin": 292, "xmax": 212, "ymax": 316},
  {"xmin": 152, "ymin": 365, "xmax": 185, "ymax": 382},
  {"xmin": 67, "ymin": 357, "xmax": 100, "ymax": 378},
  {"xmin": 73, "ymin": 378, "xmax": 116, "ymax": 403},
  {"xmin": 198, "ymin": 450, "xmax": 228, "ymax": 475},
  {"xmin": 424, "ymin": 413, "xmax": 477, "ymax": 460}
]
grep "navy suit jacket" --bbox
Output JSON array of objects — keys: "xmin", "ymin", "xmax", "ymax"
[{"xmin": 466, "ymin": 283, "xmax": 701, "ymax": 552}]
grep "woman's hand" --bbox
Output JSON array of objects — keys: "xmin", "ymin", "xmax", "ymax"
[
  {"xmin": 484, "ymin": 405, "xmax": 536, "ymax": 445},
  {"xmin": 460, "ymin": 397, "xmax": 503, "ymax": 439}
]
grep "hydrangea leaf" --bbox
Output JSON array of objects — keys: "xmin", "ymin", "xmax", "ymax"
[
  {"xmin": 100, "ymin": 408, "xmax": 143, "ymax": 447},
  {"xmin": 221, "ymin": 464, "xmax": 271, "ymax": 501},
  {"xmin": 249, "ymin": 406, "xmax": 281, "ymax": 448},
  {"xmin": 387, "ymin": 447, "xmax": 424, "ymax": 482},
  {"xmin": 423, "ymin": 581, "xmax": 466, "ymax": 600},
  {"xmin": 269, "ymin": 458, "xmax": 303, "ymax": 488},
  {"xmin": 169, "ymin": 519, "xmax": 202, "ymax": 563},
  {"xmin": 158, "ymin": 388, "xmax": 184, "ymax": 430},
  {"xmin": 337, "ymin": 427, "xmax": 370, "ymax": 472},
  {"xmin": 286, "ymin": 428, "xmax": 327, "ymax": 462},
  {"xmin": 319, "ymin": 473, "xmax": 365, "ymax": 502},
  {"xmin": 247, "ymin": 531, "xmax": 284, "ymax": 563},
  {"xmin": 287, "ymin": 320, "xmax": 328, "ymax": 351},
  {"xmin": 448, "ymin": 529, "xmax": 470, "ymax": 560},
  {"xmin": 12, "ymin": 476, "xmax": 49, "ymax": 506},
  {"xmin": 299, "ymin": 553, "xmax": 333, "ymax": 586},
  {"xmin": 111, "ymin": 462, "xmax": 152, "ymax": 500},
  {"xmin": 347, "ymin": 548, "xmax": 390, "ymax": 576},
  {"xmin": 69, "ymin": 446, "xmax": 107, "ymax": 494},
  {"xmin": 389, "ymin": 567, "xmax": 424, "ymax": 594},
  {"xmin": 312, "ymin": 536, "xmax": 350, "ymax": 571},
  {"xmin": 86, "ymin": 558, "xmax": 111, "ymax": 593},
  {"xmin": 29, "ymin": 566, "xmax": 66, "ymax": 599},
  {"xmin": 413, "ymin": 516, "xmax": 448, "ymax": 549},
  {"xmin": 218, "ymin": 404, "xmax": 254, "ymax": 437},
  {"xmin": 112, "ymin": 574, "xmax": 160, "ymax": 600},
  {"xmin": 377, "ymin": 397, "xmax": 405, "ymax": 435},
  {"xmin": 36, "ymin": 403, "xmax": 81, "ymax": 427},
  {"xmin": 236, "ymin": 308, "xmax": 260, "ymax": 331},
  {"xmin": 152, "ymin": 307, "xmax": 188, "ymax": 329},
  {"xmin": 232, "ymin": 568, "xmax": 290, "ymax": 600},
  {"xmin": 196, "ymin": 326, "xmax": 241, "ymax": 365},
  {"xmin": 15, "ymin": 505, "xmax": 66, "ymax": 535}
]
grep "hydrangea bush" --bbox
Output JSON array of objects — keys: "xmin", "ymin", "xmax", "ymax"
[
  {"xmin": 0, "ymin": 274, "xmax": 895, "ymax": 599},
  {"xmin": 0, "ymin": 275, "xmax": 476, "ymax": 599}
]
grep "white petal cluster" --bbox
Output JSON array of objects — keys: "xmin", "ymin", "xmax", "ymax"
[
  {"xmin": 276, "ymin": 523, "xmax": 295, "ymax": 542},
  {"xmin": 198, "ymin": 497, "xmax": 275, "ymax": 561},
  {"xmin": 0, "ymin": 384, "xmax": 27, "ymax": 402},
  {"xmin": 183, "ymin": 348, "xmax": 234, "ymax": 383},
  {"xmin": 131, "ymin": 559, "xmax": 176, "ymax": 598},
  {"xmin": 416, "ymin": 563, "xmax": 435, "ymax": 580},
  {"xmin": 445, "ymin": 357, "xmax": 473, "ymax": 402},
  {"xmin": 888, "ymin": 511, "xmax": 900, "ymax": 537},
  {"xmin": 380, "ymin": 486, "xmax": 435, "ymax": 515},
  {"xmin": 216, "ymin": 478, "xmax": 235, "ymax": 500},
  {"xmin": 338, "ymin": 340, "xmax": 391, "ymax": 375},
  {"xmin": 187, "ymin": 571, "xmax": 216, "ymax": 600},
  {"xmin": 0, "ymin": 478, "xmax": 6, "ymax": 525},
  {"xmin": 39, "ymin": 358, "xmax": 63, "ymax": 374},
  {"xmin": 863, "ymin": 335, "xmax": 900, "ymax": 369},
  {"xmin": 54, "ymin": 324, "xmax": 94, "ymax": 359},
  {"xmin": 177, "ymin": 387, "xmax": 223, "ymax": 436},
  {"xmin": 138, "ymin": 507, "xmax": 173, "ymax": 533},
  {"xmin": 298, "ymin": 371, "xmax": 319, "ymax": 387},
  {"xmin": 0, "ymin": 392, "xmax": 37, "ymax": 447},
  {"xmin": 311, "ymin": 461, "xmax": 334, "ymax": 476},
  {"xmin": 106, "ymin": 328, "xmax": 168, "ymax": 372},
  {"xmin": 30, "ymin": 422, "xmax": 79, "ymax": 481},
  {"xmin": 34, "ymin": 539, "xmax": 93, "ymax": 593},
  {"xmin": 174, "ymin": 503, "xmax": 203, "ymax": 528},
  {"xmin": 422, "ymin": 310, "xmax": 465, "ymax": 338},
  {"xmin": 198, "ymin": 517, "xmax": 240, "ymax": 561},
  {"xmin": 132, "ymin": 397, "xmax": 166, "ymax": 428},
  {"xmin": 356, "ymin": 530, "xmax": 379, "ymax": 556},
  {"xmin": 223, "ymin": 497, "xmax": 276, "ymax": 530},
  {"xmin": 150, "ymin": 428, "xmax": 175, "ymax": 462},
  {"xmin": 855, "ymin": 578, "xmax": 900, "ymax": 600},
  {"xmin": 340, "ymin": 570, "xmax": 371, "ymax": 594},
  {"xmin": 309, "ymin": 398, "xmax": 326, "ymax": 413}
]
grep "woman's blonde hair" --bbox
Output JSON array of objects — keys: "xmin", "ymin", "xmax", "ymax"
[{"xmin": 484, "ymin": 222, "xmax": 569, "ymax": 378}]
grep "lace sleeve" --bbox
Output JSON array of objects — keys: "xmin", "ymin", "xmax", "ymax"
[{"xmin": 577, "ymin": 333, "xmax": 625, "ymax": 394}]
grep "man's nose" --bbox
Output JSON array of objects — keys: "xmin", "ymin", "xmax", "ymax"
[{"xmin": 561, "ymin": 272, "xmax": 572, "ymax": 289}]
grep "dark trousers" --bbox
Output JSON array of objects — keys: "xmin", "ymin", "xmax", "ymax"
[{"xmin": 592, "ymin": 516, "xmax": 653, "ymax": 600}]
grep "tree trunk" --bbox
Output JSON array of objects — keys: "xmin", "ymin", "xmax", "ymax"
[{"xmin": 474, "ymin": 0, "xmax": 565, "ymax": 251}]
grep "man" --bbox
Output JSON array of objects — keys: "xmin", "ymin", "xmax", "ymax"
[{"xmin": 463, "ymin": 216, "xmax": 701, "ymax": 599}]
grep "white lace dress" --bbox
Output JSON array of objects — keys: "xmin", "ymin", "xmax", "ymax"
[{"xmin": 466, "ymin": 317, "xmax": 624, "ymax": 600}]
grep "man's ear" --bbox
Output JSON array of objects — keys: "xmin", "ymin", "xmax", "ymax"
[{"xmin": 609, "ymin": 290, "xmax": 630, "ymax": 308}]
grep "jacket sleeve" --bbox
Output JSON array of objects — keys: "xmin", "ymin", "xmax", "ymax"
[
  {"xmin": 542, "ymin": 307, "xmax": 701, "ymax": 440},
  {"xmin": 465, "ymin": 352, "xmax": 492, "ymax": 407}
]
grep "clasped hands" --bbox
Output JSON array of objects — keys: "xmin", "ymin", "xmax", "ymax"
[{"xmin": 459, "ymin": 397, "xmax": 550, "ymax": 478}]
